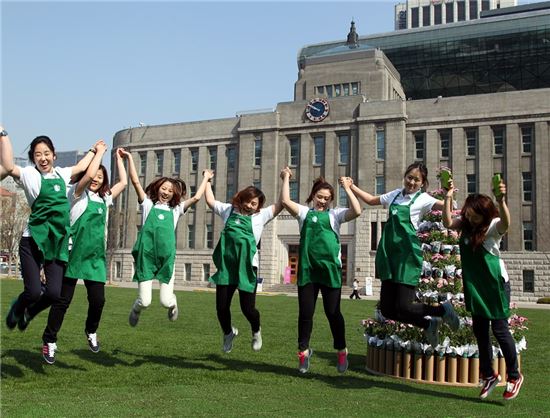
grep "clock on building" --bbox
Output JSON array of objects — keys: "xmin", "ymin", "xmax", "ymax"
[{"xmin": 305, "ymin": 98, "xmax": 330, "ymax": 122}]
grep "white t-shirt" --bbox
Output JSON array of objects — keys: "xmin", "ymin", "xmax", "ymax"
[
  {"xmin": 213, "ymin": 201, "xmax": 275, "ymax": 268},
  {"xmin": 379, "ymin": 189, "xmax": 438, "ymax": 230},
  {"xmin": 68, "ymin": 185, "xmax": 113, "ymax": 226},
  {"xmin": 140, "ymin": 197, "xmax": 187, "ymax": 229},
  {"xmin": 295, "ymin": 204, "xmax": 349, "ymax": 239},
  {"xmin": 482, "ymin": 217, "xmax": 509, "ymax": 282},
  {"xmin": 18, "ymin": 165, "xmax": 73, "ymax": 237}
]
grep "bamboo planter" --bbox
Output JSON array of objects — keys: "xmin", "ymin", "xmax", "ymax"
[{"xmin": 365, "ymin": 345, "xmax": 520, "ymax": 387}]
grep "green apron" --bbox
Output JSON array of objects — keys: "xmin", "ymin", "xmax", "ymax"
[
  {"xmin": 375, "ymin": 191, "xmax": 422, "ymax": 286},
  {"xmin": 297, "ymin": 210, "xmax": 342, "ymax": 288},
  {"xmin": 132, "ymin": 206, "xmax": 175, "ymax": 284},
  {"xmin": 210, "ymin": 211, "xmax": 257, "ymax": 293},
  {"xmin": 65, "ymin": 193, "xmax": 107, "ymax": 282},
  {"xmin": 28, "ymin": 171, "xmax": 70, "ymax": 263},
  {"xmin": 459, "ymin": 235, "xmax": 509, "ymax": 320}
]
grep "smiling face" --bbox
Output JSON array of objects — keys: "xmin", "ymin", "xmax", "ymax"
[
  {"xmin": 33, "ymin": 142, "xmax": 56, "ymax": 174},
  {"xmin": 403, "ymin": 168, "xmax": 424, "ymax": 194},
  {"xmin": 89, "ymin": 169, "xmax": 105, "ymax": 193},
  {"xmin": 241, "ymin": 197, "xmax": 260, "ymax": 215},
  {"xmin": 158, "ymin": 181, "xmax": 175, "ymax": 204},
  {"xmin": 312, "ymin": 188, "xmax": 332, "ymax": 211}
]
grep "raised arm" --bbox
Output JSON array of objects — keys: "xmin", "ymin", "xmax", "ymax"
[
  {"xmin": 110, "ymin": 148, "xmax": 129, "ymax": 199},
  {"xmin": 205, "ymin": 180, "xmax": 216, "ymax": 210},
  {"xmin": 70, "ymin": 139, "xmax": 105, "ymax": 177},
  {"xmin": 0, "ymin": 127, "xmax": 20, "ymax": 179},
  {"xmin": 350, "ymin": 183, "xmax": 381, "ymax": 206},
  {"xmin": 442, "ymin": 181, "xmax": 461, "ymax": 230},
  {"xmin": 494, "ymin": 180, "xmax": 510, "ymax": 235},
  {"xmin": 271, "ymin": 172, "xmax": 285, "ymax": 217},
  {"xmin": 340, "ymin": 177, "xmax": 362, "ymax": 222},
  {"xmin": 74, "ymin": 141, "xmax": 108, "ymax": 198},
  {"xmin": 118, "ymin": 149, "xmax": 146, "ymax": 204},
  {"xmin": 280, "ymin": 166, "xmax": 300, "ymax": 217},
  {"xmin": 184, "ymin": 169, "xmax": 214, "ymax": 208}
]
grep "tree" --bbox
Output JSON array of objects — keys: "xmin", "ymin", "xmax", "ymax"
[{"xmin": 0, "ymin": 189, "xmax": 30, "ymax": 276}]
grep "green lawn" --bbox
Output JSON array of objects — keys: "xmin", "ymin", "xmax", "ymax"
[{"xmin": 1, "ymin": 278, "xmax": 549, "ymax": 417}]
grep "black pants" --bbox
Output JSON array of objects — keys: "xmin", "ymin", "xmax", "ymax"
[
  {"xmin": 350, "ymin": 289, "xmax": 361, "ymax": 299},
  {"xmin": 472, "ymin": 282, "xmax": 519, "ymax": 380},
  {"xmin": 379, "ymin": 280, "xmax": 444, "ymax": 329},
  {"xmin": 15, "ymin": 237, "xmax": 64, "ymax": 318},
  {"xmin": 216, "ymin": 284, "xmax": 260, "ymax": 335},
  {"xmin": 43, "ymin": 277, "xmax": 106, "ymax": 343},
  {"xmin": 298, "ymin": 283, "xmax": 346, "ymax": 351}
]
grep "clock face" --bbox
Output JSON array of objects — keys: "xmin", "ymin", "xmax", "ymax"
[{"xmin": 305, "ymin": 98, "xmax": 329, "ymax": 122}]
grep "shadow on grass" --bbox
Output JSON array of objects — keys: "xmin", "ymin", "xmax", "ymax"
[
  {"xmin": 1, "ymin": 349, "xmax": 87, "ymax": 378},
  {"xmin": 102, "ymin": 348, "xmax": 220, "ymax": 371},
  {"xmin": 203, "ymin": 351, "xmax": 504, "ymax": 407}
]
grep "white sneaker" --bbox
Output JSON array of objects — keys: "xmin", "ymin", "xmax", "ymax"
[
  {"xmin": 223, "ymin": 326, "xmax": 238, "ymax": 353},
  {"xmin": 86, "ymin": 331, "xmax": 100, "ymax": 353},
  {"xmin": 252, "ymin": 328, "xmax": 262, "ymax": 352},
  {"xmin": 168, "ymin": 304, "xmax": 178, "ymax": 322}
]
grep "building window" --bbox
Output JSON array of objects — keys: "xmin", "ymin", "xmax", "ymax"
[
  {"xmin": 289, "ymin": 137, "xmax": 300, "ymax": 167},
  {"xmin": 187, "ymin": 224, "xmax": 195, "ymax": 248},
  {"xmin": 414, "ymin": 132, "xmax": 425, "ymax": 160},
  {"xmin": 155, "ymin": 151, "xmax": 164, "ymax": 175},
  {"xmin": 254, "ymin": 134, "xmax": 262, "ymax": 166},
  {"xmin": 440, "ymin": 130, "xmax": 450, "ymax": 158},
  {"xmin": 434, "ymin": 4, "xmax": 442, "ymax": 24},
  {"xmin": 343, "ymin": 83, "xmax": 350, "ymax": 96},
  {"xmin": 338, "ymin": 133, "xmax": 350, "ymax": 165},
  {"xmin": 523, "ymin": 222, "xmax": 533, "ymax": 251},
  {"xmin": 446, "ymin": 3, "xmax": 454, "ymax": 23},
  {"xmin": 253, "ymin": 179, "xmax": 261, "ymax": 190},
  {"xmin": 470, "ymin": 0, "xmax": 479, "ymax": 19},
  {"xmin": 521, "ymin": 125, "xmax": 533, "ymax": 153},
  {"xmin": 351, "ymin": 82, "xmax": 359, "ymax": 95},
  {"xmin": 203, "ymin": 264, "xmax": 211, "ymax": 281},
  {"xmin": 335, "ymin": 84, "xmax": 341, "ymax": 97},
  {"xmin": 205, "ymin": 224, "xmax": 213, "ymax": 249},
  {"xmin": 313, "ymin": 135, "xmax": 324, "ymax": 166},
  {"xmin": 317, "ymin": 86, "xmax": 324, "ymax": 95},
  {"xmin": 139, "ymin": 152, "xmax": 147, "ymax": 176},
  {"xmin": 422, "ymin": 5, "xmax": 430, "ymax": 26},
  {"xmin": 466, "ymin": 129, "xmax": 477, "ymax": 157},
  {"xmin": 115, "ymin": 261, "xmax": 122, "ymax": 279},
  {"xmin": 338, "ymin": 185, "xmax": 348, "ymax": 207},
  {"xmin": 190, "ymin": 148, "xmax": 199, "ymax": 172},
  {"xmin": 326, "ymin": 85, "xmax": 333, "ymax": 97},
  {"xmin": 522, "ymin": 270, "xmax": 535, "ymax": 293},
  {"xmin": 370, "ymin": 222, "xmax": 378, "ymax": 251},
  {"xmin": 118, "ymin": 223, "xmax": 125, "ymax": 248},
  {"xmin": 226, "ymin": 182, "xmax": 236, "ymax": 201},
  {"xmin": 376, "ymin": 127, "xmax": 385, "ymax": 160},
  {"xmin": 185, "ymin": 263, "xmax": 192, "ymax": 281},
  {"xmin": 188, "ymin": 186, "xmax": 196, "ymax": 211},
  {"xmin": 172, "ymin": 149, "xmax": 181, "ymax": 174},
  {"xmin": 209, "ymin": 147, "xmax": 217, "ymax": 170},
  {"xmin": 375, "ymin": 176, "xmax": 385, "ymax": 195},
  {"xmin": 467, "ymin": 174, "xmax": 477, "ymax": 194},
  {"xmin": 227, "ymin": 147, "xmax": 236, "ymax": 170},
  {"xmin": 493, "ymin": 126, "xmax": 505, "ymax": 156},
  {"xmin": 289, "ymin": 180, "xmax": 299, "ymax": 202},
  {"xmin": 457, "ymin": 0, "xmax": 466, "ymax": 21},
  {"xmin": 411, "ymin": 7, "xmax": 419, "ymax": 27},
  {"xmin": 522, "ymin": 172, "xmax": 532, "ymax": 202}
]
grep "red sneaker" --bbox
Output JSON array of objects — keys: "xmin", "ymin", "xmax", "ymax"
[
  {"xmin": 479, "ymin": 373, "xmax": 501, "ymax": 399},
  {"xmin": 503, "ymin": 373, "xmax": 524, "ymax": 401}
]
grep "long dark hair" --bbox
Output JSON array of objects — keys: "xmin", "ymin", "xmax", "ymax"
[
  {"xmin": 404, "ymin": 162, "xmax": 429, "ymax": 190},
  {"xmin": 145, "ymin": 177, "xmax": 185, "ymax": 207},
  {"xmin": 28, "ymin": 136, "xmax": 56, "ymax": 163},
  {"xmin": 306, "ymin": 177, "xmax": 334, "ymax": 204},
  {"xmin": 232, "ymin": 186, "xmax": 265, "ymax": 213},
  {"xmin": 460, "ymin": 194, "xmax": 499, "ymax": 250},
  {"xmin": 95, "ymin": 165, "xmax": 111, "ymax": 198}
]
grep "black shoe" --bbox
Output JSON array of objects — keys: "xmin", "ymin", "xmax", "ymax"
[
  {"xmin": 42, "ymin": 342, "xmax": 57, "ymax": 365},
  {"xmin": 17, "ymin": 309, "xmax": 32, "ymax": 331},
  {"xmin": 5, "ymin": 299, "xmax": 20, "ymax": 330},
  {"xmin": 85, "ymin": 330, "xmax": 100, "ymax": 353}
]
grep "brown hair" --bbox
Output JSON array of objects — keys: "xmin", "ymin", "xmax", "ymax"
[
  {"xmin": 404, "ymin": 162, "xmax": 429, "ymax": 190},
  {"xmin": 232, "ymin": 186, "xmax": 265, "ymax": 213},
  {"xmin": 306, "ymin": 177, "xmax": 334, "ymax": 204},
  {"xmin": 460, "ymin": 194, "xmax": 499, "ymax": 250},
  {"xmin": 145, "ymin": 177, "xmax": 185, "ymax": 207}
]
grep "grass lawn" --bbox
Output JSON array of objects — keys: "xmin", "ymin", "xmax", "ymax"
[{"xmin": 1, "ymin": 278, "xmax": 549, "ymax": 417}]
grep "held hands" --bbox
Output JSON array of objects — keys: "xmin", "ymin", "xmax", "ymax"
[
  {"xmin": 280, "ymin": 166, "xmax": 292, "ymax": 179},
  {"xmin": 339, "ymin": 176, "xmax": 353, "ymax": 189},
  {"xmin": 117, "ymin": 148, "xmax": 131, "ymax": 159},
  {"xmin": 202, "ymin": 169, "xmax": 214, "ymax": 181},
  {"xmin": 95, "ymin": 140, "xmax": 107, "ymax": 154}
]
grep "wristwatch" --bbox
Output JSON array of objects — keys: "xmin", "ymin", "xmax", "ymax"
[{"xmin": 0, "ymin": 130, "xmax": 8, "ymax": 137}]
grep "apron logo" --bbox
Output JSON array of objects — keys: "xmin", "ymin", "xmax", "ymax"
[
  {"xmin": 54, "ymin": 184, "xmax": 61, "ymax": 192},
  {"xmin": 235, "ymin": 219, "xmax": 241, "ymax": 225},
  {"xmin": 98, "ymin": 208, "xmax": 103, "ymax": 214},
  {"xmin": 391, "ymin": 209, "xmax": 398, "ymax": 215},
  {"xmin": 158, "ymin": 214, "xmax": 165, "ymax": 220},
  {"xmin": 312, "ymin": 216, "xmax": 318, "ymax": 223}
]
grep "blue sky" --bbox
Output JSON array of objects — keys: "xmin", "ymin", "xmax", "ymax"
[{"xmin": 1, "ymin": 1, "xmax": 397, "ymax": 163}]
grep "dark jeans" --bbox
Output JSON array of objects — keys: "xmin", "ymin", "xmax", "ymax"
[
  {"xmin": 15, "ymin": 237, "xmax": 65, "ymax": 318},
  {"xmin": 298, "ymin": 283, "xmax": 346, "ymax": 351},
  {"xmin": 216, "ymin": 284, "xmax": 260, "ymax": 335},
  {"xmin": 379, "ymin": 280, "xmax": 445, "ymax": 329},
  {"xmin": 472, "ymin": 282, "xmax": 519, "ymax": 380},
  {"xmin": 43, "ymin": 277, "xmax": 106, "ymax": 343},
  {"xmin": 350, "ymin": 289, "xmax": 361, "ymax": 299}
]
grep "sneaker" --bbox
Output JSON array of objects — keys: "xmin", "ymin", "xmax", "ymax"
[
  {"xmin": 442, "ymin": 301, "xmax": 460, "ymax": 331},
  {"xmin": 86, "ymin": 331, "xmax": 100, "ymax": 353},
  {"xmin": 222, "ymin": 326, "xmax": 238, "ymax": 353},
  {"xmin": 503, "ymin": 373, "xmax": 524, "ymax": 401},
  {"xmin": 17, "ymin": 309, "xmax": 32, "ymax": 331},
  {"xmin": 479, "ymin": 373, "xmax": 501, "ymax": 400},
  {"xmin": 337, "ymin": 348, "xmax": 349, "ymax": 373},
  {"xmin": 298, "ymin": 348, "xmax": 313, "ymax": 374},
  {"xmin": 252, "ymin": 328, "xmax": 262, "ymax": 352},
  {"xmin": 129, "ymin": 306, "xmax": 140, "ymax": 327},
  {"xmin": 5, "ymin": 299, "xmax": 20, "ymax": 330},
  {"xmin": 42, "ymin": 342, "xmax": 58, "ymax": 365},
  {"xmin": 168, "ymin": 304, "xmax": 178, "ymax": 322},
  {"xmin": 424, "ymin": 317, "xmax": 441, "ymax": 347}
]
